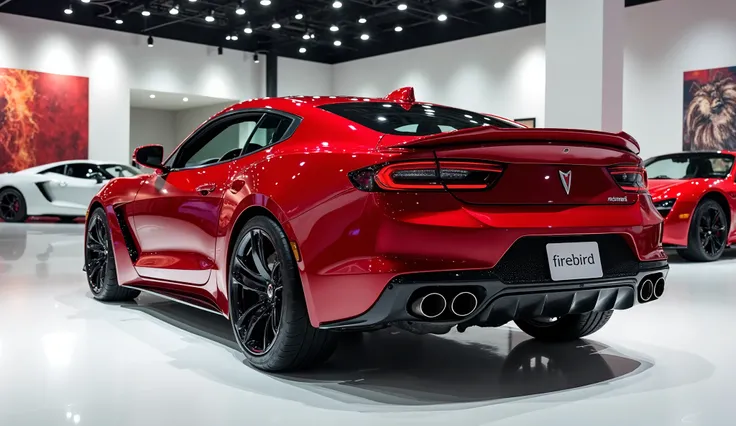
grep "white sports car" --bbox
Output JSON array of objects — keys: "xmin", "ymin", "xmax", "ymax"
[{"xmin": 0, "ymin": 160, "xmax": 141, "ymax": 222}]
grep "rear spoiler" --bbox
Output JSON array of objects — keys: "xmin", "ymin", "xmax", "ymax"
[{"xmin": 378, "ymin": 127, "xmax": 641, "ymax": 155}]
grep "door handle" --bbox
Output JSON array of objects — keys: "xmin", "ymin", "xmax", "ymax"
[
  {"xmin": 196, "ymin": 183, "xmax": 216, "ymax": 195},
  {"xmin": 59, "ymin": 182, "xmax": 68, "ymax": 187}
]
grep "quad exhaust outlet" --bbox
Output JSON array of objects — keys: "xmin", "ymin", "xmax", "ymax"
[
  {"xmin": 638, "ymin": 279, "xmax": 654, "ymax": 302},
  {"xmin": 450, "ymin": 291, "xmax": 478, "ymax": 317},
  {"xmin": 653, "ymin": 277, "xmax": 665, "ymax": 299},
  {"xmin": 410, "ymin": 292, "xmax": 447, "ymax": 319}
]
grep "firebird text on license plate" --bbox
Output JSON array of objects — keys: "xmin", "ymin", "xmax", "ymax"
[{"xmin": 545, "ymin": 242, "xmax": 603, "ymax": 281}]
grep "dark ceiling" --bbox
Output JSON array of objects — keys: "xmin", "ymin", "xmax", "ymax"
[{"xmin": 0, "ymin": 0, "xmax": 660, "ymax": 64}]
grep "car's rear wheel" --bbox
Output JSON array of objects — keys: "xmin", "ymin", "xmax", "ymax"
[
  {"xmin": 677, "ymin": 199, "xmax": 728, "ymax": 262},
  {"xmin": 229, "ymin": 216, "xmax": 337, "ymax": 372},
  {"xmin": 0, "ymin": 187, "xmax": 27, "ymax": 223},
  {"xmin": 514, "ymin": 311, "xmax": 613, "ymax": 341},
  {"xmin": 85, "ymin": 207, "xmax": 140, "ymax": 301}
]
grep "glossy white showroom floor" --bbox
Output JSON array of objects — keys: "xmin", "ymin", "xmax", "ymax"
[{"xmin": 0, "ymin": 223, "xmax": 732, "ymax": 426}]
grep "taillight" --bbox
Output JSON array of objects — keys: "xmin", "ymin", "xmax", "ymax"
[
  {"xmin": 608, "ymin": 165, "xmax": 648, "ymax": 193},
  {"xmin": 349, "ymin": 161, "xmax": 503, "ymax": 192}
]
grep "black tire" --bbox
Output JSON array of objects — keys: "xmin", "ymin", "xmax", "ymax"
[
  {"xmin": 677, "ymin": 198, "xmax": 728, "ymax": 262},
  {"xmin": 229, "ymin": 215, "xmax": 337, "ymax": 372},
  {"xmin": 84, "ymin": 207, "xmax": 140, "ymax": 302},
  {"xmin": 514, "ymin": 311, "xmax": 613, "ymax": 342},
  {"xmin": 0, "ymin": 187, "xmax": 28, "ymax": 223}
]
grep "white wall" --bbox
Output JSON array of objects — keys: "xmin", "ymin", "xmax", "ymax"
[
  {"xmin": 278, "ymin": 57, "xmax": 333, "ymax": 96},
  {"xmin": 333, "ymin": 25, "xmax": 546, "ymax": 125},
  {"xmin": 129, "ymin": 108, "xmax": 177, "ymax": 160}
]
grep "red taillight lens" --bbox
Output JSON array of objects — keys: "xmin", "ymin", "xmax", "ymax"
[
  {"xmin": 608, "ymin": 165, "xmax": 648, "ymax": 192},
  {"xmin": 349, "ymin": 161, "xmax": 503, "ymax": 192}
]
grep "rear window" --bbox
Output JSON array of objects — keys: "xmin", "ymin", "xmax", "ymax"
[{"xmin": 320, "ymin": 102, "xmax": 521, "ymax": 135}]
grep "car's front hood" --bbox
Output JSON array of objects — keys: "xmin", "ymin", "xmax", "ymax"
[{"xmin": 648, "ymin": 178, "xmax": 726, "ymax": 202}]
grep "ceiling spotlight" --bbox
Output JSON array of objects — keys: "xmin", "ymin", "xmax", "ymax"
[
  {"xmin": 183, "ymin": 97, "xmax": 189, "ymax": 102},
  {"xmin": 437, "ymin": 13, "xmax": 447, "ymax": 21},
  {"xmin": 360, "ymin": 33, "xmax": 369, "ymax": 40},
  {"xmin": 226, "ymin": 35, "xmax": 231, "ymax": 40},
  {"xmin": 149, "ymin": 94, "xmax": 156, "ymax": 99},
  {"xmin": 81, "ymin": 0, "xmax": 90, "ymax": 3},
  {"xmin": 64, "ymin": 4, "xmax": 73, "ymax": 14},
  {"xmin": 295, "ymin": 12, "xmax": 303, "ymax": 20},
  {"xmin": 397, "ymin": 3, "xmax": 407, "ymax": 10},
  {"xmin": 147, "ymin": 35, "xmax": 154, "ymax": 47},
  {"xmin": 236, "ymin": 7, "xmax": 246, "ymax": 15},
  {"xmin": 205, "ymin": 10, "xmax": 215, "ymax": 22},
  {"xmin": 217, "ymin": 46, "xmax": 223, "ymax": 55},
  {"xmin": 231, "ymin": 33, "xmax": 239, "ymax": 41},
  {"xmin": 394, "ymin": 25, "xmax": 403, "ymax": 32},
  {"xmin": 253, "ymin": 53, "xmax": 260, "ymax": 63},
  {"xmin": 115, "ymin": 18, "xmax": 123, "ymax": 24},
  {"xmin": 260, "ymin": 0, "xmax": 271, "ymax": 5},
  {"xmin": 189, "ymin": 0, "xmax": 197, "ymax": 2},
  {"xmin": 310, "ymin": 33, "xmax": 315, "ymax": 39},
  {"xmin": 332, "ymin": 0, "xmax": 342, "ymax": 8},
  {"xmin": 333, "ymin": 40, "xmax": 341, "ymax": 46},
  {"xmin": 494, "ymin": 1, "xmax": 504, "ymax": 8},
  {"xmin": 244, "ymin": 23, "xmax": 253, "ymax": 33},
  {"xmin": 141, "ymin": 9, "xmax": 151, "ymax": 16},
  {"xmin": 330, "ymin": 25, "xmax": 339, "ymax": 32},
  {"xmin": 299, "ymin": 47, "xmax": 307, "ymax": 53},
  {"xmin": 302, "ymin": 33, "xmax": 310, "ymax": 40},
  {"xmin": 271, "ymin": 21, "xmax": 281, "ymax": 29},
  {"xmin": 169, "ymin": 5, "xmax": 180, "ymax": 15},
  {"xmin": 358, "ymin": 17, "xmax": 366, "ymax": 24}
]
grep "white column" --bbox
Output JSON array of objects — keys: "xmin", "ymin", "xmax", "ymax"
[{"xmin": 545, "ymin": 0, "xmax": 625, "ymax": 132}]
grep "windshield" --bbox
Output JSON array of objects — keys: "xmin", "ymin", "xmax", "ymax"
[
  {"xmin": 319, "ymin": 102, "xmax": 522, "ymax": 136},
  {"xmin": 99, "ymin": 164, "xmax": 142, "ymax": 178},
  {"xmin": 645, "ymin": 154, "xmax": 734, "ymax": 179}
]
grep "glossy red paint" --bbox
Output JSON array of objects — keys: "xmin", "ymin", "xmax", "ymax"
[
  {"xmin": 648, "ymin": 151, "xmax": 736, "ymax": 247},
  {"xmin": 87, "ymin": 91, "xmax": 666, "ymax": 327}
]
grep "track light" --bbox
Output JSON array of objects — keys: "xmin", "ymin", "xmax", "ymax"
[
  {"xmin": 218, "ymin": 46, "xmax": 223, "ymax": 55},
  {"xmin": 205, "ymin": 10, "xmax": 215, "ymax": 22},
  {"xmin": 494, "ymin": 1, "xmax": 504, "ymax": 8},
  {"xmin": 333, "ymin": 40, "xmax": 341, "ymax": 46},
  {"xmin": 253, "ymin": 53, "xmax": 260, "ymax": 63},
  {"xmin": 271, "ymin": 21, "xmax": 281, "ymax": 29},
  {"xmin": 299, "ymin": 47, "xmax": 306, "ymax": 54},
  {"xmin": 330, "ymin": 25, "xmax": 338, "ymax": 32},
  {"xmin": 189, "ymin": 0, "xmax": 197, "ymax": 2},
  {"xmin": 244, "ymin": 23, "xmax": 253, "ymax": 33},
  {"xmin": 332, "ymin": 1, "xmax": 342, "ymax": 8},
  {"xmin": 115, "ymin": 18, "xmax": 123, "ymax": 24},
  {"xmin": 360, "ymin": 33, "xmax": 369, "ymax": 40},
  {"xmin": 394, "ymin": 25, "xmax": 403, "ymax": 32},
  {"xmin": 302, "ymin": 32, "xmax": 310, "ymax": 40},
  {"xmin": 397, "ymin": 3, "xmax": 407, "ymax": 10},
  {"xmin": 295, "ymin": 12, "xmax": 303, "ymax": 19},
  {"xmin": 141, "ymin": 9, "xmax": 151, "ymax": 17},
  {"xmin": 226, "ymin": 35, "xmax": 231, "ymax": 40},
  {"xmin": 358, "ymin": 17, "xmax": 367, "ymax": 24},
  {"xmin": 260, "ymin": 0, "xmax": 271, "ymax": 5},
  {"xmin": 81, "ymin": 0, "xmax": 90, "ymax": 3},
  {"xmin": 437, "ymin": 13, "xmax": 447, "ymax": 21},
  {"xmin": 231, "ymin": 33, "xmax": 238, "ymax": 41},
  {"xmin": 147, "ymin": 35, "xmax": 154, "ymax": 47},
  {"xmin": 236, "ymin": 1, "xmax": 246, "ymax": 15},
  {"xmin": 310, "ymin": 33, "xmax": 315, "ymax": 39},
  {"xmin": 64, "ymin": 4, "xmax": 73, "ymax": 14}
]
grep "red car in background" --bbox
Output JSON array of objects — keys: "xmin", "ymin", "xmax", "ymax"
[
  {"xmin": 84, "ymin": 87, "xmax": 668, "ymax": 372},
  {"xmin": 646, "ymin": 151, "xmax": 736, "ymax": 261}
]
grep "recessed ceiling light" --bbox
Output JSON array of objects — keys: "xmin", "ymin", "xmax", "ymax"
[
  {"xmin": 310, "ymin": 33, "xmax": 315, "ymax": 39},
  {"xmin": 169, "ymin": 6, "xmax": 179, "ymax": 15},
  {"xmin": 295, "ymin": 12, "xmax": 303, "ymax": 19},
  {"xmin": 299, "ymin": 47, "xmax": 307, "ymax": 53},
  {"xmin": 272, "ymin": 21, "xmax": 281, "ymax": 29},
  {"xmin": 64, "ymin": 5, "xmax": 73, "ymax": 14},
  {"xmin": 358, "ymin": 17, "xmax": 366, "ymax": 24},
  {"xmin": 494, "ymin": 1, "xmax": 504, "ymax": 8},
  {"xmin": 236, "ymin": 7, "xmax": 246, "ymax": 15},
  {"xmin": 437, "ymin": 13, "xmax": 447, "ymax": 21},
  {"xmin": 141, "ymin": 9, "xmax": 151, "ymax": 17},
  {"xmin": 244, "ymin": 23, "xmax": 253, "ymax": 33},
  {"xmin": 205, "ymin": 11, "xmax": 215, "ymax": 22},
  {"xmin": 332, "ymin": 0, "xmax": 342, "ymax": 8},
  {"xmin": 147, "ymin": 35, "xmax": 154, "ymax": 47},
  {"xmin": 397, "ymin": 3, "xmax": 407, "ymax": 10},
  {"xmin": 183, "ymin": 97, "xmax": 189, "ymax": 102},
  {"xmin": 226, "ymin": 35, "xmax": 231, "ymax": 40},
  {"xmin": 360, "ymin": 33, "xmax": 369, "ymax": 40},
  {"xmin": 189, "ymin": 0, "xmax": 197, "ymax": 2},
  {"xmin": 231, "ymin": 34, "xmax": 239, "ymax": 41},
  {"xmin": 81, "ymin": 0, "xmax": 90, "ymax": 3},
  {"xmin": 260, "ymin": 0, "xmax": 271, "ymax": 5},
  {"xmin": 394, "ymin": 26, "xmax": 403, "ymax": 32},
  {"xmin": 333, "ymin": 40, "xmax": 341, "ymax": 46},
  {"xmin": 330, "ymin": 25, "xmax": 339, "ymax": 32},
  {"xmin": 115, "ymin": 18, "xmax": 123, "ymax": 24},
  {"xmin": 149, "ymin": 94, "xmax": 156, "ymax": 99},
  {"xmin": 302, "ymin": 33, "xmax": 310, "ymax": 40}
]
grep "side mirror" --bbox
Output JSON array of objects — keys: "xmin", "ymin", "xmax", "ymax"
[
  {"xmin": 134, "ymin": 145, "xmax": 167, "ymax": 171},
  {"xmin": 89, "ymin": 172, "xmax": 105, "ymax": 184}
]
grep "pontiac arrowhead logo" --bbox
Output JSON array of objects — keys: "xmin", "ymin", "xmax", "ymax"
[{"xmin": 559, "ymin": 170, "xmax": 572, "ymax": 195}]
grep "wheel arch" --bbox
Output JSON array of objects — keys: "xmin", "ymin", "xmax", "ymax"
[{"xmin": 700, "ymin": 191, "xmax": 731, "ymax": 228}]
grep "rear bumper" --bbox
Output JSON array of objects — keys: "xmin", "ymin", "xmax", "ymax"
[{"xmin": 320, "ymin": 260, "xmax": 668, "ymax": 330}]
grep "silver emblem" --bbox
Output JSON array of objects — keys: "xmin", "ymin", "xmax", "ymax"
[{"xmin": 559, "ymin": 170, "xmax": 572, "ymax": 195}]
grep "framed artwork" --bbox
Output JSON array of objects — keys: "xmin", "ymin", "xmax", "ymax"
[
  {"xmin": 514, "ymin": 117, "xmax": 536, "ymax": 128},
  {"xmin": 0, "ymin": 68, "xmax": 89, "ymax": 172},
  {"xmin": 683, "ymin": 66, "xmax": 736, "ymax": 151}
]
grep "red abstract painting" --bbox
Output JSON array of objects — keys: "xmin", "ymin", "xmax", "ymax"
[{"xmin": 0, "ymin": 68, "xmax": 88, "ymax": 173}]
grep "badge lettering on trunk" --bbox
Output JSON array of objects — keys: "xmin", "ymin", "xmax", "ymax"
[{"xmin": 559, "ymin": 170, "xmax": 572, "ymax": 195}]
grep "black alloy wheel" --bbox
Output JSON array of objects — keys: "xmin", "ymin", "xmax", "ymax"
[
  {"xmin": 231, "ymin": 228, "xmax": 283, "ymax": 356},
  {"xmin": 0, "ymin": 188, "xmax": 27, "ymax": 222},
  {"xmin": 85, "ymin": 212, "xmax": 110, "ymax": 294},
  {"xmin": 679, "ymin": 199, "xmax": 729, "ymax": 262}
]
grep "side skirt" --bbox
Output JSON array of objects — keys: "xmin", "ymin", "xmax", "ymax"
[{"xmin": 126, "ymin": 285, "xmax": 227, "ymax": 318}]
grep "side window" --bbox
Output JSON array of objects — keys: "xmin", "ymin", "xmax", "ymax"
[
  {"xmin": 244, "ymin": 114, "xmax": 294, "ymax": 154},
  {"xmin": 41, "ymin": 165, "xmax": 66, "ymax": 175},
  {"xmin": 173, "ymin": 114, "xmax": 263, "ymax": 169},
  {"xmin": 64, "ymin": 163, "xmax": 102, "ymax": 179}
]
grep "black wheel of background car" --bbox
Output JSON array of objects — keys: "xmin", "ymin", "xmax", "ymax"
[
  {"xmin": 229, "ymin": 215, "xmax": 337, "ymax": 372},
  {"xmin": 514, "ymin": 311, "xmax": 613, "ymax": 342},
  {"xmin": 678, "ymin": 199, "xmax": 728, "ymax": 262},
  {"xmin": 0, "ymin": 187, "xmax": 27, "ymax": 223},
  {"xmin": 84, "ymin": 208, "xmax": 140, "ymax": 301}
]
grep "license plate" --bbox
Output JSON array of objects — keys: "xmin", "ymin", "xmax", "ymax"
[{"xmin": 546, "ymin": 242, "xmax": 603, "ymax": 281}]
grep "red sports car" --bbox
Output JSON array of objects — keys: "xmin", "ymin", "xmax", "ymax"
[
  {"xmin": 84, "ymin": 87, "xmax": 668, "ymax": 371},
  {"xmin": 646, "ymin": 151, "xmax": 736, "ymax": 261}
]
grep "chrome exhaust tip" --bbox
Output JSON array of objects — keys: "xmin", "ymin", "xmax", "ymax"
[
  {"xmin": 653, "ymin": 277, "xmax": 665, "ymax": 299},
  {"xmin": 450, "ymin": 291, "xmax": 478, "ymax": 317},
  {"xmin": 411, "ymin": 292, "xmax": 447, "ymax": 319},
  {"xmin": 639, "ymin": 279, "xmax": 654, "ymax": 302}
]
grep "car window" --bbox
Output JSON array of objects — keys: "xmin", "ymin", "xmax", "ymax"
[
  {"xmin": 645, "ymin": 154, "xmax": 734, "ymax": 179},
  {"xmin": 319, "ymin": 102, "xmax": 521, "ymax": 136},
  {"xmin": 99, "ymin": 164, "xmax": 142, "ymax": 178},
  {"xmin": 64, "ymin": 163, "xmax": 103, "ymax": 180},
  {"xmin": 41, "ymin": 165, "xmax": 66, "ymax": 175},
  {"xmin": 173, "ymin": 114, "xmax": 263, "ymax": 169},
  {"xmin": 244, "ymin": 114, "xmax": 294, "ymax": 154}
]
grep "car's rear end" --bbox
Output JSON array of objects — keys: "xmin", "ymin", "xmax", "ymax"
[{"xmin": 298, "ymin": 100, "xmax": 667, "ymax": 336}]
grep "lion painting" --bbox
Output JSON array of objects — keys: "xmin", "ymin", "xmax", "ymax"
[{"xmin": 684, "ymin": 73, "xmax": 736, "ymax": 151}]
